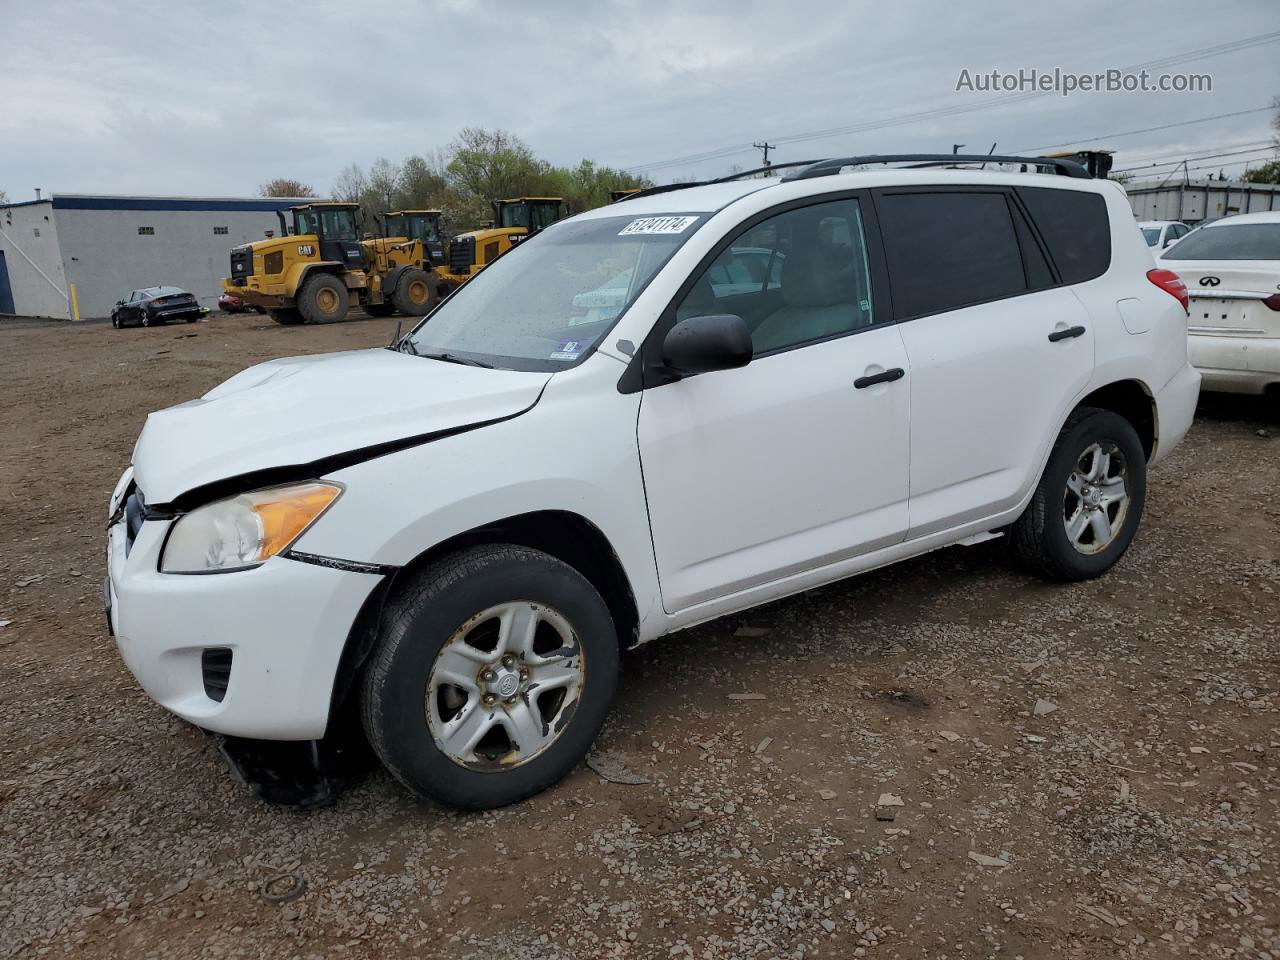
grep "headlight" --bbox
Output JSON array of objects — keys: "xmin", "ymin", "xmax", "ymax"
[{"xmin": 160, "ymin": 482, "xmax": 341, "ymax": 574}]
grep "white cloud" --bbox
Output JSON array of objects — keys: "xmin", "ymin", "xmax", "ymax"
[{"xmin": 0, "ymin": 0, "xmax": 1275, "ymax": 199}]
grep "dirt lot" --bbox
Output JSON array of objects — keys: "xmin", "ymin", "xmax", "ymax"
[{"xmin": 1, "ymin": 313, "xmax": 1278, "ymax": 960}]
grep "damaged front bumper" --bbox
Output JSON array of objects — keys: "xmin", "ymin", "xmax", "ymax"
[{"xmin": 104, "ymin": 469, "xmax": 386, "ymax": 741}]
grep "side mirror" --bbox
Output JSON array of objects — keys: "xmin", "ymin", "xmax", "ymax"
[
  {"xmin": 1164, "ymin": 237, "xmax": 1176, "ymax": 247},
  {"xmin": 662, "ymin": 314, "xmax": 753, "ymax": 376}
]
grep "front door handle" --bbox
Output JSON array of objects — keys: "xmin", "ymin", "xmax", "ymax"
[
  {"xmin": 854, "ymin": 367, "xmax": 905, "ymax": 389},
  {"xmin": 1047, "ymin": 325, "xmax": 1087, "ymax": 343}
]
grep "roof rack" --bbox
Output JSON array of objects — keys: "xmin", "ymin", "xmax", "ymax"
[
  {"xmin": 781, "ymin": 154, "xmax": 1092, "ymax": 181},
  {"xmin": 612, "ymin": 160, "xmax": 822, "ymax": 203}
]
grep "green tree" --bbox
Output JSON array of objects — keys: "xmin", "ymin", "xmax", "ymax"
[{"xmin": 1243, "ymin": 159, "xmax": 1280, "ymax": 184}]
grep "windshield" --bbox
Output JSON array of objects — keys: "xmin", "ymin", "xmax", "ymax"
[
  {"xmin": 1163, "ymin": 222, "xmax": 1280, "ymax": 261},
  {"xmin": 293, "ymin": 208, "xmax": 357, "ymax": 241},
  {"xmin": 1141, "ymin": 227, "xmax": 1160, "ymax": 246},
  {"xmin": 404, "ymin": 213, "xmax": 704, "ymax": 371},
  {"xmin": 498, "ymin": 203, "xmax": 530, "ymax": 229},
  {"xmin": 385, "ymin": 214, "xmax": 440, "ymax": 243}
]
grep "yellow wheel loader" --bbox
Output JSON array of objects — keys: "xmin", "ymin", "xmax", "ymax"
[
  {"xmin": 362, "ymin": 210, "xmax": 451, "ymax": 317},
  {"xmin": 222, "ymin": 202, "xmax": 439, "ymax": 325},
  {"xmin": 435, "ymin": 197, "xmax": 568, "ymax": 289}
]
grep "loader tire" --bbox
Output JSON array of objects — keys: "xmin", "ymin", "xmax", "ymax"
[
  {"xmin": 268, "ymin": 308, "xmax": 305, "ymax": 325},
  {"xmin": 297, "ymin": 273, "xmax": 349, "ymax": 324},
  {"xmin": 390, "ymin": 268, "xmax": 436, "ymax": 316}
]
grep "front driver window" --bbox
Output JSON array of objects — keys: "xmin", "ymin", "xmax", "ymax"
[{"xmin": 674, "ymin": 198, "xmax": 875, "ymax": 355}]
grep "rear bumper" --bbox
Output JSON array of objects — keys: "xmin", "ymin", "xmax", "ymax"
[
  {"xmin": 106, "ymin": 490, "xmax": 383, "ymax": 740},
  {"xmin": 1151, "ymin": 362, "xmax": 1200, "ymax": 467},
  {"xmin": 1189, "ymin": 333, "xmax": 1280, "ymax": 395}
]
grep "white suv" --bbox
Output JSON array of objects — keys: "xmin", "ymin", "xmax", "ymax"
[{"xmin": 105, "ymin": 155, "xmax": 1200, "ymax": 809}]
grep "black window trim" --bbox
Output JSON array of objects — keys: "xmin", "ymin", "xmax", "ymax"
[
  {"xmin": 618, "ymin": 188, "xmax": 896, "ymax": 394},
  {"xmin": 872, "ymin": 184, "xmax": 1064, "ymax": 324}
]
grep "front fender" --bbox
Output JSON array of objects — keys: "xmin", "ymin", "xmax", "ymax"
[{"xmin": 291, "ymin": 360, "xmax": 664, "ymax": 636}]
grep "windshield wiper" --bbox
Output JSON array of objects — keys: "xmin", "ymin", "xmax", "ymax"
[{"xmin": 418, "ymin": 351, "xmax": 494, "ymax": 369}]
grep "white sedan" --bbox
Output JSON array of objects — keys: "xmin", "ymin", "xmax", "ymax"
[
  {"xmin": 1138, "ymin": 219, "xmax": 1190, "ymax": 252},
  {"xmin": 1158, "ymin": 211, "xmax": 1280, "ymax": 395}
]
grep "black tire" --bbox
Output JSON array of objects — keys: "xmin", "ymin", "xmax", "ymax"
[
  {"xmin": 267, "ymin": 307, "xmax": 305, "ymax": 325},
  {"xmin": 365, "ymin": 301, "xmax": 396, "ymax": 317},
  {"xmin": 361, "ymin": 544, "xmax": 620, "ymax": 809},
  {"xmin": 296, "ymin": 273, "xmax": 348, "ymax": 324},
  {"xmin": 1009, "ymin": 407, "xmax": 1147, "ymax": 581},
  {"xmin": 111, "ymin": 312, "xmax": 120, "ymax": 329},
  {"xmin": 390, "ymin": 268, "xmax": 436, "ymax": 316},
  {"xmin": 141, "ymin": 312, "xmax": 151, "ymax": 327}
]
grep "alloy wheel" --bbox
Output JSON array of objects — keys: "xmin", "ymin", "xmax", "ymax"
[
  {"xmin": 1063, "ymin": 441, "xmax": 1129, "ymax": 555},
  {"xmin": 426, "ymin": 601, "xmax": 585, "ymax": 771}
]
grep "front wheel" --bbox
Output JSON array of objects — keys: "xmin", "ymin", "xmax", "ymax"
[
  {"xmin": 1009, "ymin": 407, "xmax": 1147, "ymax": 581},
  {"xmin": 297, "ymin": 273, "xmax": 348, "ymax": 324},
  {"xmin": 361, "ymin": 545, "xmax": 619, "ymax": 809},
  {"xmin": 390, "ymin": 268, "xmax": 436, "ymax": 316}
]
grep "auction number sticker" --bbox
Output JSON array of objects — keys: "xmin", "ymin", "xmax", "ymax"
[
  {"xmin": 619, "ymin": 216, "xmax": 698, "ymax": 236},
  {"xmin": 550, "ymin": 339, "xmax": 587, "ymax": 361}
]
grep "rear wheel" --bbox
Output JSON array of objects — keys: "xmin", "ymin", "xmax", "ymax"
[
  {"xmin": 297, "ymin": 273, "xmax": 348, "ymax": 324},
  {"xmin": 1010, "ymin": 407, "xmax": 1147, "ymax": 581},
  {"xmin": 361, "ymin": 544, "xmax": 619, "ymax": 809},
  {"xmin": 267, "ymin": 307, "xmax": 305, "ymax": 325},
  {"xmin": 390, "ymin": 268, "xmax": 436, "ymax": 316}
]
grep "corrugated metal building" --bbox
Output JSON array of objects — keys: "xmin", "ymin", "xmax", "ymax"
[
  {"xmin": 1125, "ymin": 178, "xmax": 1280, "ymax": 225},
  {"xmin": 0, "ymin": 194, "xmax": 311, "ymax": 319}
]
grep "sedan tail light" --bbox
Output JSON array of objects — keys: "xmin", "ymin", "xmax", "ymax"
[
  {"xmin": 1147, "ymin": 268, "xmax": 1189, "ymax": 314},
  {"xmin": 1262, "ymin": 293, "xmax": 1280, "ymax": 312}
]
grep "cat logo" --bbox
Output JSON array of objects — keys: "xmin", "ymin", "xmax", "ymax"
[{"xmin": 298, "ymin": 244, "xmax": 315, "ymax": 257}]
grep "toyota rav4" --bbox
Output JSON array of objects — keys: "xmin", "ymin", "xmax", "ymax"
[{"xmin": 105, "ymin": 155, "xmax": 1199, "ymax": 809}]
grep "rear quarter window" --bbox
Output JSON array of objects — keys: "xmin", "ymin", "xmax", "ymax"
[{"xmin": 1016, "ymin": 186, "xmax": 1111, "ymax": 284}]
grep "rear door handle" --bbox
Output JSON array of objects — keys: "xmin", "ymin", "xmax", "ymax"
[
  {"xmin": 854, "ymin": 367, "xmax": 905, "ymax": 389},
  {"xmin": 1047, "ymin": 325, "xmax": 1086, "ymax": 343}
]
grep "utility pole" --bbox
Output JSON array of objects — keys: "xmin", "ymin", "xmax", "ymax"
[{"xmin": 753, "ymin": 141, "xmax": 776, "ymax": 167}]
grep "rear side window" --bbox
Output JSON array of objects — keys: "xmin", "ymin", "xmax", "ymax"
[
  {"xmin": 878, "ymin": 191, "xmax": 1026, "ymax": 318},
  {"xmin": 1016, "ymin": 186, "xmax": 1110, "ymax": 283}
]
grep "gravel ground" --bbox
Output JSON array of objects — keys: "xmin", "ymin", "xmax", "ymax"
[{"xmin": 1, "ymin": 313, "xmax": 1278, "ymax": 960}]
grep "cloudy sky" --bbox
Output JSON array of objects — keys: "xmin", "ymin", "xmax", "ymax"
[{"xmin": 1, "ymin": 0, "xmax": 1277, "ymax": 201}]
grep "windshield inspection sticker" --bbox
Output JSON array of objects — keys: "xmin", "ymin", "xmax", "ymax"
[
  {"xmin": 619, "ymin": 215, "xmax": 698, "ymax": 236},
  {"xmin": 550, "ymin": 339, "xmax": 587, "ymax": 361}
]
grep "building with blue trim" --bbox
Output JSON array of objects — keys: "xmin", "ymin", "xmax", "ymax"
[{"xmin": 0, "ymin": 194, "xmax": 314, "ymax": 319}]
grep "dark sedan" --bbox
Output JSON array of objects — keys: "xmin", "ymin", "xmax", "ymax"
[{"xmin": 111, "ymin": 287, "xmax": 204, "ymax": 328}]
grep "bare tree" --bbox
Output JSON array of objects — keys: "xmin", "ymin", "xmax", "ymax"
[{"xmin": 258, "ymin": 178, "xmax": 317, "ymax": 198}]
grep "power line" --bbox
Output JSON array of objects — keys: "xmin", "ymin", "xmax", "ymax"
[
  {"xmin": 1112, "ymin": 138, "xmax": 1274, "ymax": 165},
  {"xmin": 623, "ymin": 32, "xmax": 1280, "ymax": 175},
  {"xmin": 1020, "ymin": 106, "xmax": 1276, "ymax": 151},
  {"xmin": 1113, "ymin": 143, "xmax": 1277, "ymax": 174}
]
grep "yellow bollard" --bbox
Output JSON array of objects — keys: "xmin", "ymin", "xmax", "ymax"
[{"xmin": 70, "ymin": 283, "xmax": 81, "ymax": 322}]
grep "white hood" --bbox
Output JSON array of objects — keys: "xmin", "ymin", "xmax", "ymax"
[{"xmin": 132, "ymin": 348, "xmax": 549, "ymax": 504}]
